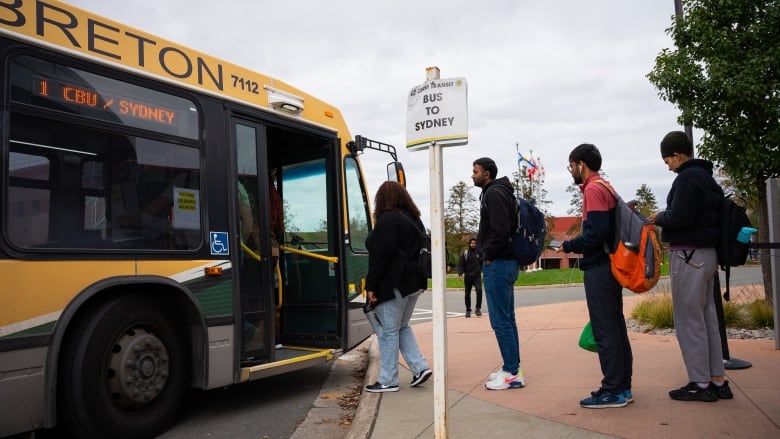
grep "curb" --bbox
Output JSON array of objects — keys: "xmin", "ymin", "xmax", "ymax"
[
  {"xmin": 290, "ymin": 336, "xmax": 374, "ymax": 439},
  {"xmin": 345, "ymin": 335, "xmax": 380, "ymax": 439}
]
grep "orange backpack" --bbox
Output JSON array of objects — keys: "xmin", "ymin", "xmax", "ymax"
[{"xmin": 595, "ymin": 180, "xmax": 661, "ymax": 293}]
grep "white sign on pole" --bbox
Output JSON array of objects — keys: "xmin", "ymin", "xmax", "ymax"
[{"xmin": 406, "ymin": 78, "xmax": 468, "ymax": 150}]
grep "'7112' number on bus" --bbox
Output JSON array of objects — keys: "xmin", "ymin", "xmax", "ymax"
[{"xmin": 231, "ymin": 75, "xmax": 259, "ymax": 95}]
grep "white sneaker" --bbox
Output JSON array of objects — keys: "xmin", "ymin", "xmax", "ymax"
[
  {"xmin": 489, "ymin": 368, "xmax": 524, "ymax": 381},
  {"xmin": 485, "ymin": 369, "xmax": 526, "ymax": 390}
]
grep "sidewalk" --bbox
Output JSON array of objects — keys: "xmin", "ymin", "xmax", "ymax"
[{"xmin": 354, "ymin": 296, "xmax": 780, "ymax": 438}]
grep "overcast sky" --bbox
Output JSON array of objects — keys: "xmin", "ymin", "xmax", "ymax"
[{"xmin": 68, "ymin": 0, "xmax": 694, "ymax": 227}]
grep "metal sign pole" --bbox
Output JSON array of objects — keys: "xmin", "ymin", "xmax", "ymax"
[
  {"xmin": 767, "ymin": 178, "xmax": 780, "ymax": 349},
  {"xmin": 406, "ymin": 66, "xmax": 467, "ymax": 438},
  {"xmin": 429, "ymin": 139, "xmax": 448, "ymax": 438}
]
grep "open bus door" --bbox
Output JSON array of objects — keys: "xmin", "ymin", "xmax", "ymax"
[
  {"xmin": 232, "ymin": 118, "xmax": 348, "ymax": 377},
  {"xmin": 231, "ymin": 125, "xmax": 403, "ymax": 378}
]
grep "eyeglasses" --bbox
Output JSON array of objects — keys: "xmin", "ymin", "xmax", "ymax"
[{"xmin": 566, "ymin": 165, "xmax": 572, "ymax": 172}]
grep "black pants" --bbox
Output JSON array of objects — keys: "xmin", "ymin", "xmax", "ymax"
[
  {"xmin": 583, "ymin": 262, "xmax": 633, "ymax": 394},
  {"xmin": 464, "ymin": 273, "xmax": 483, "ymax": 311}
]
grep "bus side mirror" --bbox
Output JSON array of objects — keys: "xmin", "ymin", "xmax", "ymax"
[{"xmin": 386, "ymin": 162, "xmax": 405, "ymax": 187}]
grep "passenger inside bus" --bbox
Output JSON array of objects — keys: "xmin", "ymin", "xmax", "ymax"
[
  {"xmin": 239, "ymin": 166, "xmax": 285, "ymax": 352},
  {"xmin": 115, "ymin": 166, "xmax": 200, "ymax": 249}
]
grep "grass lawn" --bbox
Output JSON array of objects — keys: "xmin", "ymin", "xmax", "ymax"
[{"xmin": 440, "ymin": 263, "xmax": 671, "ymax": 289}]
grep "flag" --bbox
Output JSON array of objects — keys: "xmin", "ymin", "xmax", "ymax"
[
  {"xmin": 527, "ymin": 153, "xmax": 540, "ymax": 182},
  {"xmin": 517, "ymin": 151, "xmax": 537, "ymax": 169}
]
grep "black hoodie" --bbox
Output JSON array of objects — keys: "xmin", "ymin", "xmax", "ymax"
[
  {"xmin": 655, "ymin": 158, "xmax": 722, "ymax": 247},
  {"xmin": 476, "ymin": 176, "xmax": 517, "ymax": 261}
]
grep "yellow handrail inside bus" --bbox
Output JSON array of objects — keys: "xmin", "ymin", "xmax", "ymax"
[
  {"xmin": 241, "ymin": 243, "xmax": 337, "ymax": 311},
  {"xmin": 240, "ymin": 241, "xmax": 284, "ymax": 308},
  {"xmin": 240, "ymin": 241, "xmax": 262, "ymax": 262},
  {"xmin": 275, "ymin": 262, "xmax": 283, "ymax": 310},
  {"xmin": 279, "ymin": 245, "xmax": 338, "ymax": 264}
]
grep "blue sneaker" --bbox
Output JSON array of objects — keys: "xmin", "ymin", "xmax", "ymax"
[
  {"xmin": 591, "ymin": 388, "xmax": 633, "ymax": 403},
  {"xmin": 581, "ymin": 389, "xmax": 627, "ymax": 408}
]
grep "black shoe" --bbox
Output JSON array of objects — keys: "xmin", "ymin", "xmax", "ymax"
[
  {"xmin": 669, "ymin": 382, "xmax": 717, "ymax": 402},
  {"xmin": 712, "ymin": 380, "xmax": 733, "ymax": 399},
  {"xmin": 411, "ymin": 369, "xmax": 432, "ymax": 387},
  {"xmin": 365, "ymin": 382, "xmax": 399, "ymax": 393},
  {"xmin": 475, "ymin": 308, "xmax": 482, "ymax": 316},
  {"xmin": 465, "ymin": 310, "xmax": 471, "ymax": 318}
]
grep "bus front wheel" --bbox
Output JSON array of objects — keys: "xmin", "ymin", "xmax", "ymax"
[{"xmin": 59, "ymin": 294, "xmax": 190, "ymax": 439}]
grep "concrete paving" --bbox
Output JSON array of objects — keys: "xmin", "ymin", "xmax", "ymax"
[{"xmin": 353, "ymin": 295, "xmax": 780, "ymax": 438}]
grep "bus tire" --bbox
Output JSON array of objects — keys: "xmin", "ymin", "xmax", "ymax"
[{"xmin": 59, "ymin": 294, "xmax": 190, "ymax": 439}]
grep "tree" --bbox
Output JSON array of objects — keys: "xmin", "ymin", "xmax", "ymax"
[
  {"xmin": 647, "ymin": 0, "xmax": 780, "ymax": 300},
  {"xmin": 565, "ymin": 183, "xmax": 582, "ymax": 236},
  {"xmin": 444, "ymin": 181, "xmax": 479, "ymax": 266},
  {"xmin": 283, "ymin": 199, "xmax": 298, "ymax": 233},
  {"xmin": 634, "ymin": 184, "xmax": 658, "ymax": 219},
  {"xmin": 565, "ymin": 183, "xmax": 582, "ymax": 216}
]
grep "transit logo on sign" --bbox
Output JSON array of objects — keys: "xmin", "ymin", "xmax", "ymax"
[{"xmin": 406, "ymin": 78, "xmax": 468, "ymax": 151}]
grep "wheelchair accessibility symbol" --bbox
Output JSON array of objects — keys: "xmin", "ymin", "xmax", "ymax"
[{"xmin": 210, "ymin": 232, "xmax": 229, "ymax": 255}]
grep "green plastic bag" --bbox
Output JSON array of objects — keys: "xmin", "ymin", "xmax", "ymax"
[{"xmin": 578, "ymin": 321, "xmax": 598, "ymax": 352}]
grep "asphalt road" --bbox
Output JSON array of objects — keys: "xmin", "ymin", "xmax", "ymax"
[
  {"xmin": 28, "ymin": 363, "xmax": 332, "ymax": 439},
  {"xmin": 412, "ymin": 265, "xmax": 764, "ymax": 323},
  {"xmin": 158, "ymin": 363, "xmax": 333, "ymax": 439}
]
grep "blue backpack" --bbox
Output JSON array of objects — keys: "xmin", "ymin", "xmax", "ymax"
[
  {"xmin": 482, "ymin": 188, "xmax": 546, "ymax": 265},
  {"xmin": 512, "ymin": 197, "xmax": 547, "ymax": 265}
]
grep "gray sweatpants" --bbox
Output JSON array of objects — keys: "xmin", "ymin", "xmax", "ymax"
[{"xmin": 670, "ymin": 247, "xmax": 724, "ymax": 383}]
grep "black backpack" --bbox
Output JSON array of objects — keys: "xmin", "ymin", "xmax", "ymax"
[
  {"xmin": 717, "ymin": 194, "xmax": 752, "ymax": 300},
  {"xmin": 398, "ymin": 214, "xmax": 432, "ymax": 278}
]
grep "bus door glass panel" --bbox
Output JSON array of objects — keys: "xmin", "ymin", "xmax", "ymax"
[
  {"xmin": 235, "ymin": 123, "xmax": 271, "ymax": 357},
  {"xmin": 343, "ymin": 156, "xmax": 373, "ymax": 348},
  {"xmin": 280, "ymin": 158, "xmax": 337, "ymax": 339},
  {"xmin": 343, "ymin": 156, "xmax": 370, "ymax": 298}
]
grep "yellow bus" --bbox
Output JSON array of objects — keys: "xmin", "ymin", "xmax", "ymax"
[{"xmin": 0, "ymin": 1, "xmax": 404, "ymax": 437}]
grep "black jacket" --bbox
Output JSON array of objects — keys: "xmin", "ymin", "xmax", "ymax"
[
  {"xmin": 477, "ymin": 176, "xmax": 516, "ymax": 261},
  {"xmin": 365, "ymin": 210, "xmax": 428, "ymax": 304},
  {"xmin": 457, "ymin": 247, "xmax": 482, "ymax": 277},
  {"xmin": 655, "ymin": 159, "xmax": 722, "ymax": 247}
]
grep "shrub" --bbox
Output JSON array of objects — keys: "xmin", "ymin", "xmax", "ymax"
[
  {"xmin": 631, "ymin": 289, "xmax": 674, "ymax": 329},
  {"xmin": 631, "ymin": 281, "xmax": 774, "ymax": 331},
  {"xmin": 722, "ymin": 300, "xmax": 746, "ymax": 328},
  {"xmin": 744, "ymin": 299, "xmax": 774, "ymax": 329}
]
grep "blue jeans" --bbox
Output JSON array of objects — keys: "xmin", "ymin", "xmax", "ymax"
[
  {"xmin": 482, "ymin": 259, "xmax": 520, "ymax": 375},
  {"xmin": 375, "ymin": 289, "xmax": 430, "ymax": 386}
]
